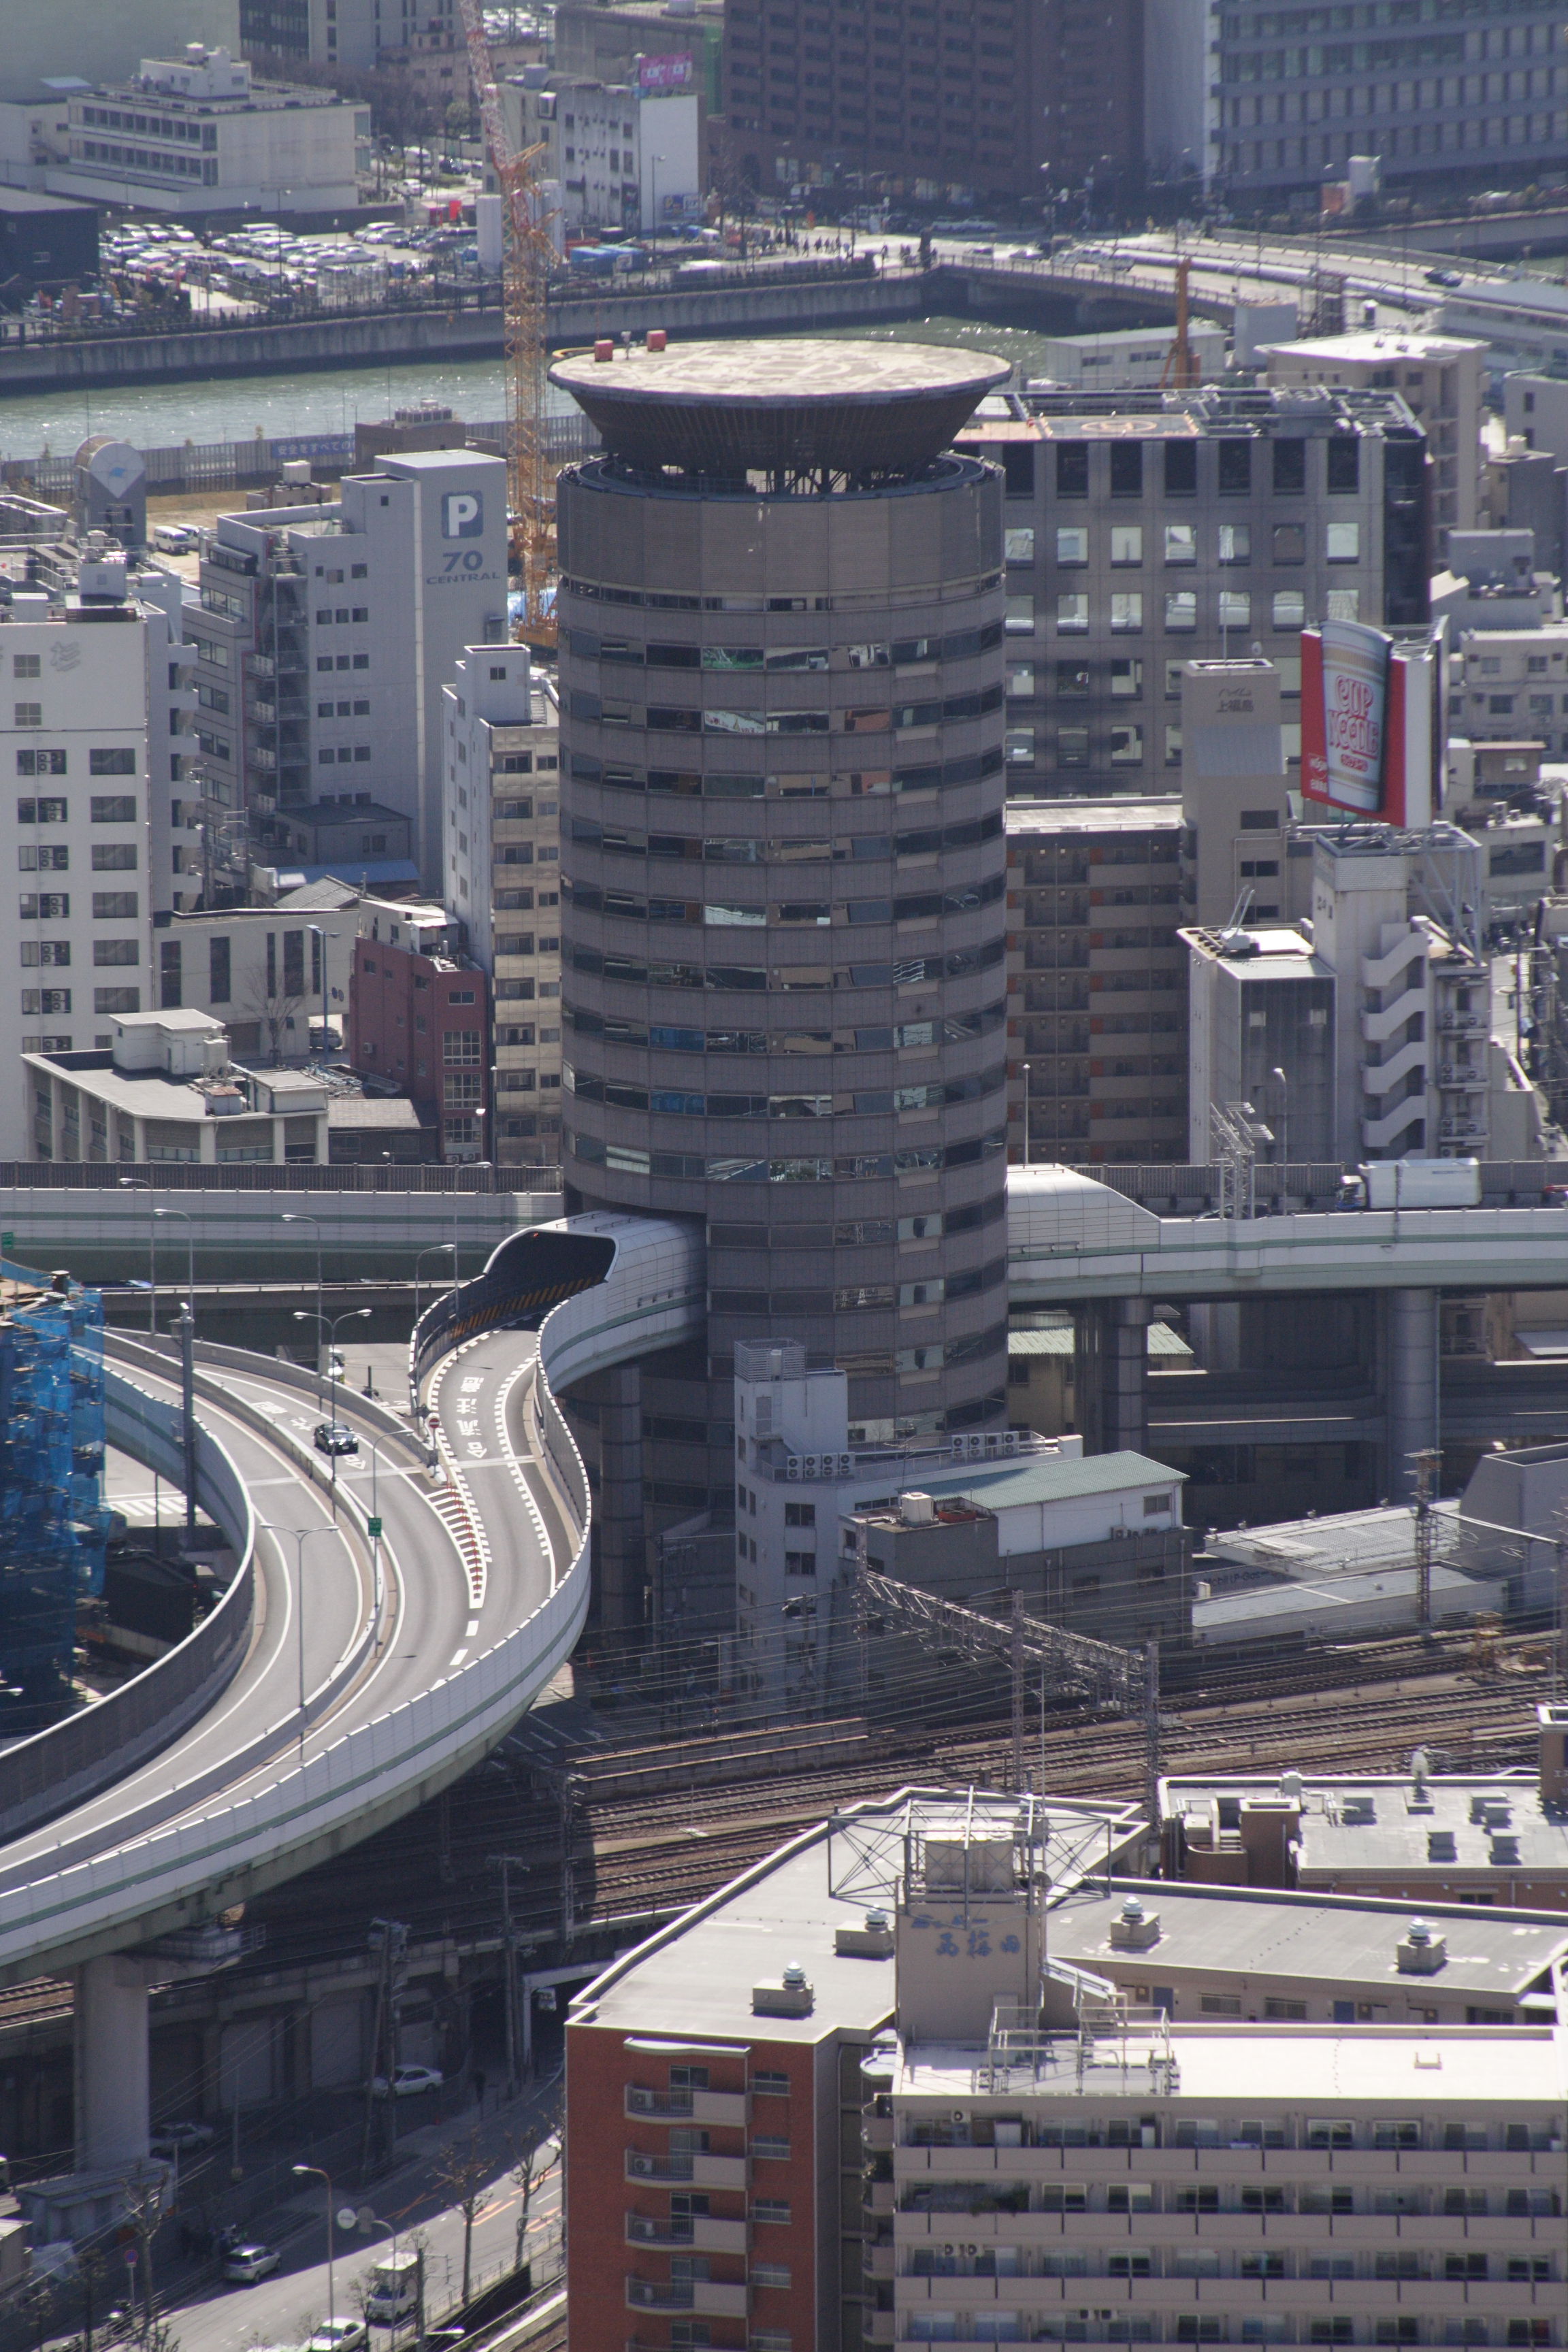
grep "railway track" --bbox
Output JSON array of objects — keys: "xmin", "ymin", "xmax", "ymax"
[{"xmin": 570, "ymin": 1666, "xmax": 1544, "ymax": 1927}]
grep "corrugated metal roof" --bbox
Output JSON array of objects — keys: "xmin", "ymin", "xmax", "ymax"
[
  {"xmin": 1009, "ymin": 1322, "xmax": 1192, "ymax": 1360},
  {"xmin": 915, "ymin": 1448, "xmax": 1184, "ymax": 1510}
]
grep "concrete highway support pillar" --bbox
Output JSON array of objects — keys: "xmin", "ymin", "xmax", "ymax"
[
  {"xmin": 1384, "ymin": 1286, "xmax": 1439, "ymax": 1502},
  {"xmin": 74, "ymin": 1955, "xmax": 150, "ymax": 2172},
  {"xmin": 1075, "ymin": 1298, "xmax": 1151, "ymax": 1456}
]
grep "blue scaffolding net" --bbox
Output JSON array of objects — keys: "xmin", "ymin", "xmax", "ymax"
[{"xmin": 0, "ymin": 1264, "xmax": 107, "ymax": 1717}]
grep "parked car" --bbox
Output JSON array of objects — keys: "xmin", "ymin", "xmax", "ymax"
[
  {"xmin": 1424, "ymin": 267, "xmax": 1463, "ymax": 287},
  {"xmin": 307, "ymin": 2319, "xmax": 369, "ymax": 2352},
  {"xmin": 150, "ymin": 2120, "xmax": 216, "ymax": 2157},
  {"xmin": 370, "ymin": 2063, "xmax": 444, "ymax": 2098},
  {"xmin": 313, "ymin": 1421, "xmax": 358, "ymax": 1457},
  {"xmin": 223, "ymin": 2242, "xmax": 281, "ymax": 2284}
]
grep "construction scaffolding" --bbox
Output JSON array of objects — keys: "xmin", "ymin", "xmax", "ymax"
[{"xmin": 0, "ymin": 1265, "xmax": 107, "ymax": 1714}]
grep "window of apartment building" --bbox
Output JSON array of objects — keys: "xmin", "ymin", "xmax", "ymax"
[
  {"xmin": 1164, "ymin": 523, "xmax": 1196, "ymax": 565},
  {"xmin": 1165, "ymin": 725, "xmax": 1182, "ymax": 764},
  {"xmin": 1057, "ymin": 662, "xmax": 1091, "ymax": 698},
  {"xmin": 89, "ymin": 749, "xmax": 136, "ymax": 776},
  {"xmin": 1218, "ymin": 524, "xmax": 1250, "ymax": 565},
  {"xmin": 1273, "ymin": 591, "xmax": 1306, "ymax": 630},
  {"xmin": 1326, "ymin": 522, "xmax": 1360, "ymax": 563},
  {"xmin": 1004, "ymin": 527, "xmax": 1034, "ymax": 563},
  {"xmin": 1217, "ymin": 441, "xmax": 1252, "ymax": 495},
  {"xmin": 1057, "ymin": 728, "xmax": 1089, "ymax": 765},
  {"xmin": 1109, "ymin": 444, "xmax": 1142, "ymax": 498},
  {"xmin": 1006, "ymin": 665, "xmax": 1034, "ymax": 699},
  {"xmin": 1273, "ymin": 522, "xmax": 1305, "ymax": 564},
  {"xmin": 210, "ymin": 936, "xmax": 231, "ymax": 1003},
  {"xmin": 1109, "ymin": 725, "xmax": 1143, "ymax": 765},
  {"xmin": 12, "ymin": 655, "xmax": 41, "ymax": 679},
  {"xmin": 1110, "ymin": 526, "xmax": 1143, "ymax": 566},
  {"xmin": 20, "ymin": 894, "xmax": 68, "ymax": 918},
  {"xmin": 1111, "ymin": 595, "xmax": 1143, "ymax": 633},
  {"xmin": 91, "ymin": 796, "xmax": 137, "ymax": 823},
  {"xmin": 1273, "ymin": 438, "xmax": 1307, "ymax": 495},
  {"xmin": 1056, "ymin": 526, "xmax": 1088, "ymax": 566},
  {"xmin": 1326, "ymin": 437, "xmax": 1360, "ymax": 494},
  {"xmin": 13, "ymin": 703, "xmax": 42, "ymax": 729},
  {"xmin": 1055, "ymin": 442, "xmax": 1088, "ymax": 497},
  {"xmin": 1056, "ymin": 595, "xmax": 1088, "ymax": 634},
  {"xmin": 1164, "ymin": 441, "xmax": 1197, "ymax": 497},
  {"xmin": 1165, "ymin": 591, "xmax": 1197, "ymax": 632},
  {"xmin": 1005, "ymin": 729, "xmax": 1035, "ymax": 764},
  {"xmin": 1219, "ymin": 591, "xmax": 1251, "ymax": 632},
  {"xmin": 1006, "ymin": 596, "xmax": 1034, "ymax": 634},
  {"xmin": 1326, "ymin": 589, "xmax": 1360, "ymax": 622},
  {"xmin": 17, "ymin": 751, "xmax": 66, "ymax": 777}
]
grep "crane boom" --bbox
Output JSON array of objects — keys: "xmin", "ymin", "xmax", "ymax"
[{"xmin": 457, "ymin": 0, "xmax": 556, "ymax": 643}]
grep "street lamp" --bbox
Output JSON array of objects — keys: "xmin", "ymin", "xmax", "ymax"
[
  {"xmin": 118, "ymin": 1178, "xmax": 156, "ymax": 1339},
  {"xmin": 154, "ymin": 1207, "xmax": 198, "ymax": 1540},
  {"xmin": 293, "ymin": 1304, "xmax": 372, "ymax": 1422},
  {"xmin": 343, "ymin": 2212, "xmax": 402, "ymax": 2350},
  {"xmin": 281, "ymin": 1211, "xmax": 324, "ymax": 1388},
  {"xmin": 292, "ymin": 2165, "xmax": 337, "ymax": 2325},
  {"xmin": 258, "ymin": 1520, "xmax": 339, "ymax": 1755},
  {"xmin": 1020, "ymin": 1060, "xmax": 1031, "ymax": 1169},
  {"xmin": 308, "ymin": 926, "xmax": 343, "ymax": 1059},
  {"xmin": 414, "ymin": 1242, "xmax": 456, "ymax": 1328}
]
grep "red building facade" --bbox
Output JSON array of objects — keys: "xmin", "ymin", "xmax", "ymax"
[{"xmin": 346, "ymin": 934, "xmax": 491, "ymax": 1162}]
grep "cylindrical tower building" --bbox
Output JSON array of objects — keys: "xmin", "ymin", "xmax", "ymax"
[{"xmin": 550, "ymin": 340, "xmax": 1012, "ymax": 1618}]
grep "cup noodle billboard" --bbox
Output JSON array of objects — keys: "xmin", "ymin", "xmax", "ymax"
[{"xmin": 1301, "ymin": 617, "xmax": 1441, "ymax": 829}]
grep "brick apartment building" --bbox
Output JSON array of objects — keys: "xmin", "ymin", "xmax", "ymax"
[
  {"xmin": 1007, "ymin": 797, "xmax": 1187, "ymax": 1165},
  {"xmin": 566, "ymin": 1783, "xmax": 1568, "ymax": 2352},
  {"xmin": 346, "ymin": 924, "xmax": 490, "ymax": 1161}
]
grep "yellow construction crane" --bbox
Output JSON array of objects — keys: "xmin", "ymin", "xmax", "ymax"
[{"xmin": 457, "ymin": 0, "xmax": 557, "ymax": 644}]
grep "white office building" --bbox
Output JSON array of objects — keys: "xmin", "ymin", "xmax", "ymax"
[
  {"xmin": 498, "ymin": 75, "xmax": 700, "ymax": 234},
  {"xmin": 441, "ymin": 641, "xmax": 562, "ymax": 1166},
  {"xmin": 37, "ymin": 46, "xmax": 363, "ymax": 216},
  {"xmin": 192, "ymin": 448, "xmax": 508, "ymax": 894},
  {"xmin": 0, "ymin": 544, "xmax": 199, "ymax": 1160},
  {"xmin": 733, "ymin": 1339, "xmax": 1179, "ymax": 1704}
]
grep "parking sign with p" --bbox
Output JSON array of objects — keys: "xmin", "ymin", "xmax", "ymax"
[{"xmin": 442, "ymin": 490, "xmax": 483, "ymax": 538}]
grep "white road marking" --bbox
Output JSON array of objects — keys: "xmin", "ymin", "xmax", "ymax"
[{"xmin": 448, "ymin": 1646, "xmax": 468, "ymax": 1667}]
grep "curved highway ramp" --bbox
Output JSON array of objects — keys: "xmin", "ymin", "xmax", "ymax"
[{"xmin": 0, "ymin": 1210, "xmax": 702, "ymax": 2215}]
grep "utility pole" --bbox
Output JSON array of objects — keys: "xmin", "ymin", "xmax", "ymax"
[
  {"xmin": 559, "ymin": 1776, "xmax": 581, "ymax": 1952},
  {"xmin": 1410, "ymin": 1447, "xmax": 1442, "ymax": 1627},
  {"xmin": 487, "ymin": 1855, "xmax": 529, "ymax": 2095},
  {"xmin": 1010, "ymin": 1590, "xmax": 1025, "ymax": 1794},
  {"xmin": 1143, "ymin": 1639, "xmax": 1162, "ymax": 1869}
]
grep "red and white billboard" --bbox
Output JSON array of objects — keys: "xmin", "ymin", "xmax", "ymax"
[
  {"xmin": 637, "ymin": 51, "xmax": 693, "ymax": 90},
  {"xmin": 1301, "ymin": 618, "xmax": 1441, "ymax": 828}
]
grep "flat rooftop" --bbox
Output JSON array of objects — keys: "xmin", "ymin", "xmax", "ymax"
[
  {"xmin": 1163, "ymin": 1767, "xmax": 1568, "ymax": 1883},
  {"xmin": 551, "ymin": 338, "xmax": 1011, "ymax": 475},
  {"xmin": 1005, "ymin": 796, "xmax": 1181, "ymax": 837},
  {"xmin": 571, "ymin": 1788, "xmax": 1143, "ymax": 2049},
  {"xmin": 1264, "ymin": 330, "xmax": 1485, "ymax": 364},
  {"xmin": 900, "ymin": 2023, "xmax": 1568, "ymax": 2106},
  {"xmin": 1051, "ymin": 1876, "xmax": 1568, "ymax": 2004}
]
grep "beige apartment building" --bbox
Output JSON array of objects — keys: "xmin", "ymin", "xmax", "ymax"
[{"xmin": 1264, "ymin": 329, "xmax": 1486, "ymax": 544}]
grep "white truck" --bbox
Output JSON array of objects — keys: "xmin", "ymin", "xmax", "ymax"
[
  {"xmin": 365, "ymin": 2248, "xmax": 422, "ymax": 2328},
  {"xmin": 1355, "ymin": 1158, "xmax": 1482, "ymax": 1209}
]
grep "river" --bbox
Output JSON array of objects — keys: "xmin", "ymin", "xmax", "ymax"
[{"xmin": 0, "ymin": 314, "xmax": 1068, "ymax": 467}]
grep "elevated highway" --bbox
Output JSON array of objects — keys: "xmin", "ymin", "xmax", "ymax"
[{"xmin": 0, "ymin": 1211, "xmax": 704, "ymax": 2215}]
